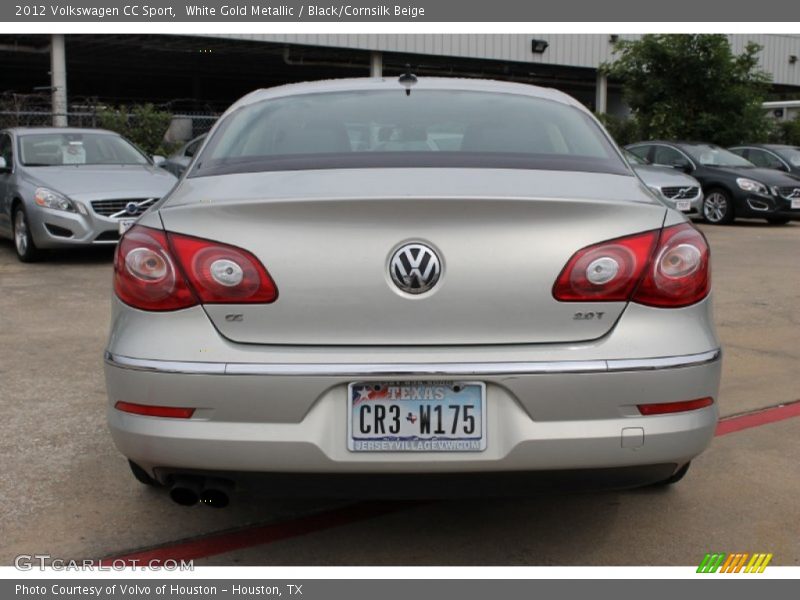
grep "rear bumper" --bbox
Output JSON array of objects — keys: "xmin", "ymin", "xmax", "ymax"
[{"xmin": 105, "ymin": 349, "xmax": 721, "ymax": 477}]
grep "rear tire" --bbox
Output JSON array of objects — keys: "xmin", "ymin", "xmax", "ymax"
[
  {"xmin": 128, "ymin": 460, "xmax": 161, "ymax": 487},
  {"xmin": 766, "ymin": 216, "xmax": 790, "ymax": 225},
  {"xmin": 652, "ymin": 462, "xmax": 691, "ymax": 486},
  {"xmin": 702, "ymin": 189, "xmax": 735, "ymax": 224},
  {"xmin": 13, "ymin": 205, "xmax": 43, "ymax": 262}
]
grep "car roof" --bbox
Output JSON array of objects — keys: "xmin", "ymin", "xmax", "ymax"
[
  {"xmin": 730, "ymin": 143, "xmax": 798, "ymax": 150},
  {"xmin": 3, "ymin": 126, "xmax": 120, "ymax": 136},
  {"xmin": 224, "ymin": 76, "xmax": 590, "ymax": 117}
]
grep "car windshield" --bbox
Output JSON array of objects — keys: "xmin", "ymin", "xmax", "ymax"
[
  {"xmin": 193, "ymin": 89, "xmax": 628, "ymax": 176},
  {"xmin": 623, "ymin": 149, "xmax": 646, "ymax": 165},
  {"xmin": 19, "ymin": 132, "xmax": 149, "ymax": 167},
  {"xmin": 777, "ymin": 147, "xmax": 800, "ymax": 167},
  {"xmin": 683, "ymin": 145, "xmax": 754, "ymax": 168}
]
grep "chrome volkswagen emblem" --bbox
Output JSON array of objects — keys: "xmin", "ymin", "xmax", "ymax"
[{"xmin": 389, "ymin": 243, "xmax": 441, "ymax": 294}]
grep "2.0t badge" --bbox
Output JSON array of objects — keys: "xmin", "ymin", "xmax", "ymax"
[{"xmin": 389, "ymin": 243, "xmax": 442, "ymax": 294}]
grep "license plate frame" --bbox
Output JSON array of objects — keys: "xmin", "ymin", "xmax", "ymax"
[
  {"xmin": 791, "ymin": 199, "xmax": 800, "ymax": 209},
  {"xmin": 118, "ymin": 218, "xmax": 137, "ymax": 235},
  {"xmin": 676, "ymin": 200, "xmax": 691, "ymax": 212},
  {"xmin": 347, "ymin": 381, "xmax": 487, "ymax": 452}
]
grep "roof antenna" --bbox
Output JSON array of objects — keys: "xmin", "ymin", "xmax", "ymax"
[{"xmin": 398, "ymin": 66, "xmax": 417, "ymax": 96}]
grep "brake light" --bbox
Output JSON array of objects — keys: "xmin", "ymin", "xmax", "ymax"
[
  {"xmin": 553, "ymin": 223, "xmax": 710, "ymax": 308},
  {"xmin": 114, "ymin": 226, "xmax": 196, "ymax": 311},
  {"xmin": 168, "ymin": 232, "xmax": 278, "ymax": 304},
  {"xmin": 632, "ymin": 224, "xmax": 710, "ymax": 308},
  {"xmin": 114, "ymin": 225, "xmax": 278, "ymax": 311}
]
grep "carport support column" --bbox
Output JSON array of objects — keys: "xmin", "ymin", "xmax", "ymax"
[
  {"xmin": 595, "ymin": 70, "xmax": 608, "ymax": 115},
  {"xmin": 50, "ymin": 34, "xmax": 68, "ymax": 127},
  {"xmin": 370, "ymin": 51, "xmax": 383, "ymax": 78}
]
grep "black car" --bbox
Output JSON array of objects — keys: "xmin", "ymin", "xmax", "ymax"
[
  {"xmin": 626, "ymin": 141, "xmax": 800, "ymax": 225},
  {"xmin": 728, "ymin": 144, "xmax": 800, "ymax": 177}
]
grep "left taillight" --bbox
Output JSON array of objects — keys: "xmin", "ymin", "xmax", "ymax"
[{"xmin": 114, "ymin": 225, "xmax": 278, "ymax": 311}]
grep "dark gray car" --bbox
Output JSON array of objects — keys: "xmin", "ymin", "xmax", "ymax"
[
  {"xmin": 0, "ymin": 127, "xmax": 177, "ymax": 261},
  {"xmin": 729, "ymin": 144, "xmax": 800, "ymax": 176}
]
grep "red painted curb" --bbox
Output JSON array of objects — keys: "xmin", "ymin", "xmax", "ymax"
[
  {"xmin": 715, "ymin": 399, "xmax": 800, "ymax": 437},
  {"xmin": 98, "ymin": 501, "xmax": 419, "ymax": 565}
]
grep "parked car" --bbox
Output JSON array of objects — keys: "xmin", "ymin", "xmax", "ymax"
[
  {"xmin": 0, "ymin": 127, "xmax": 177, "ymax": 262},
  {"xmin": 623, "ymin": 149, "xmax": 703, "ymax": 215},
  {"xmin": 160, "ymin": 134, "xmax": 206, "ymax": 177},
  {"xmin": 626, "ymin": 141, "xmax": 800, "ymax": 224},
  {"xmin": 728, "ymin": 144, "xmax": 800, "ymax": 177},
  {"xmin": 105, "ymin": 77, "xmax": 721, "ymax": 506}
]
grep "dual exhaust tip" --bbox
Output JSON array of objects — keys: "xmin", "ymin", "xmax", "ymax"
[{"xmin": 169, "ymin": 477, "xmax": 233, "ymax": 508}]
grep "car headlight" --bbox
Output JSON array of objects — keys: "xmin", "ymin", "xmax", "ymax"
[
  {"xmin": 736, "ymin": 178, "xmax": 770, "ymax": 196},
  {"xmin": 647, "ymin": 186, "xmax": 665, "ymax": 199},
  {"xmin": 34, "ymin": 188, "xmax": 77, "ymax": 212}
]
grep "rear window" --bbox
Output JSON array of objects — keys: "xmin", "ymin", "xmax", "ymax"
[{"xmin": 191, "ymin": 89, "xmax": 628, "ymax": 177}]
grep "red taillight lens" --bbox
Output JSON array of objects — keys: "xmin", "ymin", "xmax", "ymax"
[
  {"xmin": 552, "ymin": 223, "xmax": 710, "ymax": 308},
  {"xmin": 637, "ymin": 397, "xmax": 714, "ymax": 415},
  {"xmin": 114, "ymin": 225, "xmax": 278, "ymax": 310},
  {"xmin": 115, "ymin": 401, "xmax": 195, "ymax": 419},
  {"xmin": 168, "ymin": 232, "xmax": 278, "ymax": 304},
  {"xmin": 632, "ymin": 224, "xmax": 710, "ymax": 308},
  {"xmin": 114, "ymin": 226, "xmax": 197, "ymax": 311},
  {"xmin": 553, "ymin": 229, "xmax": 659, "ymax": 301}
]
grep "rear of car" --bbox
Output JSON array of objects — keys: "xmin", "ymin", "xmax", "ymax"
[{"xmin": 104, "ymin": 78, "xmax": 721, "ymax": 504}]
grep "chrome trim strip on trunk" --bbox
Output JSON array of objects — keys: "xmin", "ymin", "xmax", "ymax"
[{"xmin": 104, "ymin": 349, "xmax": 721, "ymax": 377}]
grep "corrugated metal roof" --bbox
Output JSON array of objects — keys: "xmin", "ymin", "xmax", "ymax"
[{"xmin": 207, "ymin": 34, "xmax": 800, "ymax": 87}]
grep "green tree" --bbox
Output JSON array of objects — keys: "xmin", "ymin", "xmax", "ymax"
[
  {"xmin": 98, "ymin": 103, "xmax": 174, "ymax": 155},
  {"xmin": 602, "ymin": 35, "xmax": 772, "ymax": 146}
]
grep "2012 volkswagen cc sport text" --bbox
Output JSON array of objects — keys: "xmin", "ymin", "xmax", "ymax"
[{"xmin": 104, "ymin": 77, "xmax": 721, "ymax": 506}]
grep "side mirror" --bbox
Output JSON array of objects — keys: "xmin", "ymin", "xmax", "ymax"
[
  {"xmin": 151, "ymin": 155, "xmax": 166, "ymax": 166},
  {"xmin": 0, "ymin": 156, "xmax": 9, "ymax": 172},
  {"xmin": 671, "ymin": 160, "xmax": 691, "ymax": 173}
]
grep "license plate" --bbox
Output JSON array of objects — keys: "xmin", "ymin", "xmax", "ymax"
[
  {"xmin": 792, "ymin": 199, "xmax": 800, "ymax": 209},
  {"xmin": 676, "ymin": 200, "xmax": 691, "ymax": 212},
  {"xmin": 347, "ymin": 381, "xmax": 486, "ymax": 452},
  {"xmin": 118, "ymin": 218, "xmax": 137, "ymax": 235}
]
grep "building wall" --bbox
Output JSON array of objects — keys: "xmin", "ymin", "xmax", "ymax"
[{"xmin": 210, "ymin": 34, "xmax": 800, "ymax": 88}]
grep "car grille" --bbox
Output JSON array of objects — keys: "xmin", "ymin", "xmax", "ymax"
[
  {"xmin": 661, "ymin": 186, "xmax": 700, "ymax": 199},
  {"xmin": 777, "ymin": 187, "xmax": 800, "ymax": 199},
  {"xmin": 91, "ymin": 198, "xmax": 156, "ymax": 218}
]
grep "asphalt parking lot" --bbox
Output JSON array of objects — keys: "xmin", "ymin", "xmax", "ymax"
[{"xmin": 1, "ymin": 220, "xmax": 798, "ymax": 566}]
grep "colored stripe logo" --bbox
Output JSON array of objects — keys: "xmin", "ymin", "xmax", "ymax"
[{"xmin": 697, "ymin": 553, "xmax": 773, "ymax": 573}]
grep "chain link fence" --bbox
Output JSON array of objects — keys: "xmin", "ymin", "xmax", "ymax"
[
  {"xmin": 0, "ymin": 110, "xmax": 218, "ymax": 138},
  {"xmin": 0, "ymin": 92, "xmax": 219, "ymax": 145}
]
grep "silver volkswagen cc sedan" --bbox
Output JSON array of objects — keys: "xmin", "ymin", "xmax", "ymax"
[
  {"xmin": 0, "ymin": 127, "xmax": 177, "ymax": 262},
  {"xmin": 104, "ymin": 77, "xmax": 721, "ymax": 506}
]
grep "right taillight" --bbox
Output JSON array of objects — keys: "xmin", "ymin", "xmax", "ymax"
[
  {"xmin": 631, "ymin": 223, "xmax": 710, "ymax": 308},
  {"xmin": 553, "ymin": 223, "xmax": 710, "ymax": 308},
  {"xmin": 114, "ymin": 225, "xmax": 278, "ymax": 311}
]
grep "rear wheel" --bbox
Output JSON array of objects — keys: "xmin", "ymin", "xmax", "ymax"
[
  {"xmin": 12, "ymin": 205, "xmax": 43, "ymax": 262},
  {"xmin": 652, "ymin": 462, "xmax": 691, "ymax": 486},
  {"xmin": 702, "ymin": 189, "xmax": 735, "ymax": 224},
  {"xmin": 128, "ymin": 460, "xmax": 161, "ymax": 487},
  {"xmin": 766, "ymin": 216, "xmax": 790, "ymax": 225}
]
